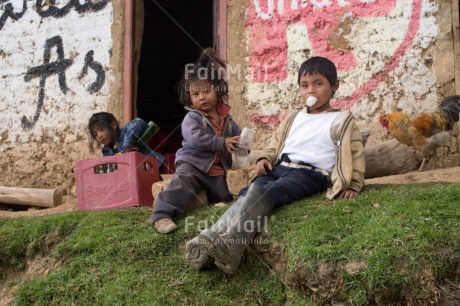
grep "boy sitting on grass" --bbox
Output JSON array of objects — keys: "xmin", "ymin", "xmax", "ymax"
[{"xmin": 185, "ymin": 56, "xmax": 366, "ymax": 274}]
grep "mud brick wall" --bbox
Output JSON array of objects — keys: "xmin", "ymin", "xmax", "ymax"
[
  {"xmin": 226, "ymin": 0, "xmax": 459, "ymax": 167},
  {"xmin": 0, "ymin": 1, "xmax": 124, "ymax": 194}
]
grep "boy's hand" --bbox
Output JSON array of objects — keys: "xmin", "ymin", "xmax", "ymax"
[
  {"xmin": 224, "ymin": 136, "xmax": 240, "ymax": 153},
  {"xmin": 339, "ymin": 189, "xmax": 358, "ymax": 199},
  {"xmin": 255, "ymin": 159, "xmax": 272, "ymax": 175}
]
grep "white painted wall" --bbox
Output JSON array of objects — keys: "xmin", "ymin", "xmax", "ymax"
[
  {"xmin": 0, "ymin": 1, "xmax": 114, "ymax": 152},
  {"xmin": 243, "ymin": 0, "xmax": 442, "ymax": 125}
]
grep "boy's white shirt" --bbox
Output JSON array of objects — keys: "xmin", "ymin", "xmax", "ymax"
[{"xmin": 279, "ymin": 110, "xmax": 340, "ymax": 173}]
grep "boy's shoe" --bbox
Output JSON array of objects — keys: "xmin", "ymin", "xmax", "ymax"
[
  {"xmin": 153, "ymin": 218, "xmax": 178, "ymax": 234},
  {"xmin": 186, "ymin": 229, "xmax": 240, "ymax": 274},
  {"xmin": 185, "ymin": 236, "xmax": 213, "ymax": 270}
]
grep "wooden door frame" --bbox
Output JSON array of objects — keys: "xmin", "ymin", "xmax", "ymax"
[
  {"xmin": 215, "ymin": 0, "xmax": 227, "ymax": 61},
  {"xmin": 123, "ymin": 0, "xmax": 134, "ymax": 124},
  {"xmin": 122, "ymin": 0, "xmax": 226, "ymax": 124}
]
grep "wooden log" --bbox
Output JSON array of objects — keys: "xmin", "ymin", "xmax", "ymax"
[
  {"xmin": 364, "ymin": 139, "xmax": 419, "ymax": 179},
  {"xmin": 0, "ymin": 186, "xmax": 62, "ymax": 208}
]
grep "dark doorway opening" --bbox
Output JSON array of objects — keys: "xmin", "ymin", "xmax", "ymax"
[{"xmin": 136, "ymin": 0, "xmax": 214, "ymax": 173}]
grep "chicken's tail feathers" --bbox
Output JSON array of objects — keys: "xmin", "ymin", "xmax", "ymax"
[
  {"xmin": 420, "ymin": 131, "xmax": 451, "ymax": 158},
  {"xmin": 438, "ymin": 95, "xmax": 460, "ymax": 128}
]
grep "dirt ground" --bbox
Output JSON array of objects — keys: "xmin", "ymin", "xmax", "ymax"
[
  {"xmin": 0, "ymin": 166, "xmax": 458, "ymax": 219},
  {"xmin": 0, "ymin": 166, "xmax": 459, "ymax": 219}
]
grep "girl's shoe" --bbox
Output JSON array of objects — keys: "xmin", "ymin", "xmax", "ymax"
[{"xmin": 153, "ymin": 218, "xmax": 178, "ymax": 234}]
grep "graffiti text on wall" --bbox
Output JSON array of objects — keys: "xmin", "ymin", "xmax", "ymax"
[
  {"xmin": 247, "ymin": 0, "xmax": 422, "ymax": 108},
  {"xmin": 248, "ymin": 0, "xmax": 397, "ymax": 81},
  {"xmin": 22, "ymin": 35, "xmax": 106, "ymax": 131},
  {"xmin": 0, "ymin": 0, "xmax": 110, "ymax": 31}
]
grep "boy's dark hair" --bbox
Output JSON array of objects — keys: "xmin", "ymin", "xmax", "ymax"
[
  {"xmin": 178, "ymin": 48, "xmax": 228, "ymax": 106},
  {"xmin": 87, "ymin": 112, "xmax": 119, "ymax": 152},
  {"xmin": 297, "ymin": 56, "xmax": 337, "ymax": 87}
]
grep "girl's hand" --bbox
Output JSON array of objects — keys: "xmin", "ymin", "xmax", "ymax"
[
  {"xmin": 224, "ymin": 136, "xmax": 240, "ymax": 153},
  {"xmin": 339, "ymin": 189, "xmax": 358, "ymax": 199},
  {"xmin": 255, "ymin": 159, "xmax": 272, "ymax": 175}
]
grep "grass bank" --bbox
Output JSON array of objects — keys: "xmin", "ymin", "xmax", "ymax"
[{"xmin": 0, "ymin": 183, "xmax": 459, "ymax": 305}]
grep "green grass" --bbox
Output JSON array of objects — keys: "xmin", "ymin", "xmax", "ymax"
[
  {"xmin": 0, "ymin": 183, "xmax": 459, "ymax": 305},
  {"xmin": 0, "ymin": 208, "xmax": 286, "ymax": 305},
  {"xmin": 261, "ymin": 183, "xmax": 460, "ymax": 303}
]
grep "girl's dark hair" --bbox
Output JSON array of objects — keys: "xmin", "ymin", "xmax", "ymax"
[
  {"xmin": 297, "ymin": 56, "xmax": 338, "ymax": 87},
  {"xmin": 87, "ymin": 112, "xmax": 119, "ymax": 152},
  {"xmin": 178, "ymin": 48, "xmax": 228, "ymax": 106}
]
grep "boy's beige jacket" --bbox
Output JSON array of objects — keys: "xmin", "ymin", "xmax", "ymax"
[{"xmin": 256, "ymin": 108, "xmax": 366, "ymax": 199}]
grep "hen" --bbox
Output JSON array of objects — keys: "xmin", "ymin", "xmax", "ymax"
[{"xmin": 379, "ymin": 95, "xmax": 460, "ymax": 171}]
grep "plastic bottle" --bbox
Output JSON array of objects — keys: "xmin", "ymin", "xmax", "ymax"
[{"xmin": 235, "ymin": 127, "xmax": 255, "ymax": 167}]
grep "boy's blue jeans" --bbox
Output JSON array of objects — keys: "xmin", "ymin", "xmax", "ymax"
[{"xmin": 238, "ymin": 165, "xmax": 328, "ymax": 208}]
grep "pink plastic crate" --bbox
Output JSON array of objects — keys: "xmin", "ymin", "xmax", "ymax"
[{"xmin": 76, "ymin": 152, "xmax": 159, "ymax": 210}]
